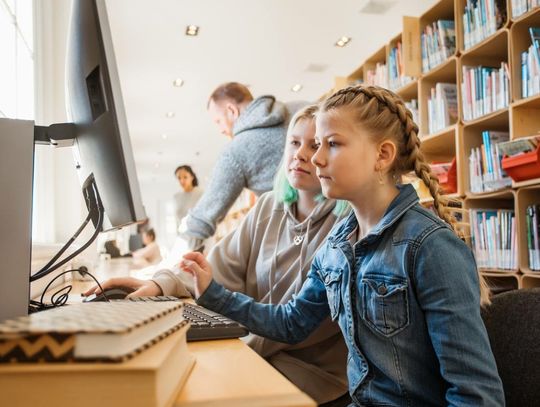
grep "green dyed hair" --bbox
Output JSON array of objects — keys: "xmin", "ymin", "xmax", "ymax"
[{"xmin": 273, "ymin": 104, "xmax": 349, "ymax": 216}]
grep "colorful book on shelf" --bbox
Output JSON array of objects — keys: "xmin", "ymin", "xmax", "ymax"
[
  {"xmin": 421, "ymin": 19, "xmax": 455, "ymax": 73},
  {"xmin": 469, "ymin": 131, "xmax": 511, "ymax": 193},
  {"xmin": 463, "ymin": 0, "xmax": 507, "ymax": 50},
  {"xmin": 0, "ymin": 301, "xmax": 187, "ymax": 363},
  {"xmin": 512, "ymin": 0, "xmax": 540, "ymax": 18},
  {"xmin": 529, "ymin": 27, "xmax": 540, "ymax": 76},
  {"xmin": 470, "ymin": 208, "xmax": 517, "ymax": 270}
]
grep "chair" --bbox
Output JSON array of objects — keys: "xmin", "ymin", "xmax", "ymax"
[{"xmin": 481, "ymin": 288, "xmax": 540, "ymax": 407}]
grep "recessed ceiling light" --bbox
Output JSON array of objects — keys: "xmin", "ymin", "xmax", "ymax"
[
  {"xmin": 335, "ymin": 36, "xmax": 351, "ymax": 47},
  {"xmin": 154, "ymin": 163, "xmax": 160, "ymax": 168},
  {"xmin": 185, "ymin": 25, "xmax": 199, "ymax": 36},
  {"xmin": 291, "ymin": 84, "xmax": 303, "ymax": 92},
  {"xmin": 173, "ymin": 78, "xmax": 184, "ymax": 87},
  {"xmin": 161, "ymin": 133, "xmax": 168, "ymax": 140},
  {"xmin": 165, "ymin": 112, "xmax": 175, "ymax": 118}
]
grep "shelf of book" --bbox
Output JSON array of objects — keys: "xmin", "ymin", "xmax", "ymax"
[
  {"xmin": 509, "ymin": 8, "xmax": 540, "ymax": 103},
  {"xmin": 419, "ymin": 59, "xmax": 458, "ymax": 136},
  {"xmin": 458, "ymin": 112, "xmax": 510, "ymax": 195},
  {"xmin": 512, "ymin": 2, "xmax": 540, "ymax": 22},
  {"xmin": 462, "ymin": 107, "xmax": 510, "ymax": 127},
  {"xmin": 460, "ymin": 27, "xmax": 509, "ymax": 60},
  {"xmin": 457, "ymin": 0, "xmax": 510, "ymax": 52}
]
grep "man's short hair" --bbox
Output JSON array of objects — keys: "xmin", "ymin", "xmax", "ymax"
[{"xmin": 208, "ymin": 82, "xmax": 254, "ymax": 108}]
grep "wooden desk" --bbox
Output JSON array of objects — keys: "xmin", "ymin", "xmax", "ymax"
[{"xmin": 29, "ymin": 259, "xmax": 316, "ymax": 407}]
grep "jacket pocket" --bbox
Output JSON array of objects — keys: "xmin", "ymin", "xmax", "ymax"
[
  {"xmin": 324, "ymin": 269, "xmax": 342, "ymax": 321},
  {"xmin": 361, "ymin": 276, "xmax": 409, "ymax": 337}
]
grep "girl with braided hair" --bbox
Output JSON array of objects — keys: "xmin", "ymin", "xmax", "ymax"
[{"xmin": 180, "ymin": 85, "xmax": 504, "ymax": 406}]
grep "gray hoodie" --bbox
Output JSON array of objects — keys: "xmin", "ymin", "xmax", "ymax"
[
  {"xmin": 153, "ymin": 192, "xmax": 349, "ymax": 404},
  {"xmin": 182, "ymin": 96, "xmax": 305, "ymax": 248}
]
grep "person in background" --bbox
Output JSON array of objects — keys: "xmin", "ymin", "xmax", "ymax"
[
  {"xmin": 132, "ymin": 228, "xmax": 162, "ymax": 265},
  {"xmin": 180, "ymin": 86, "xmax": 505, "ymax": 406},
  {"xmin": 84, "ymin": 105, "xmax": 350, "ymax": 406},
  {"xmin": 180, "ymin": 82, "xmax": 305, "ymax": 251},
  {"xmin": 173, "ymin": 165, "xmax": 203, "ymax": 231}
]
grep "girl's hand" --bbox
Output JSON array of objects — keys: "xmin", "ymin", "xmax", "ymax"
[
  {"xmin": 82, "ymin": 277, "xmax": 163, "ymax": 298},
  {"xmin": 179, "ymin": 252, "xmax": 213, "ymax": 298}
]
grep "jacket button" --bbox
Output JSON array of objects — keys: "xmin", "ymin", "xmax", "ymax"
[{"xmin": 377, "ymin": 285, "xmax": 387, "ymax": 295}]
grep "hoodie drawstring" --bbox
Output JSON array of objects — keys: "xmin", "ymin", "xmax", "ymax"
[{"xmin": 268, "ymin": 211, "xmax": 287, "ymax": 303}]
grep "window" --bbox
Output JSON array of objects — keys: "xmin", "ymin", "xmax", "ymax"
[{"xmin": 0, "ymin": 0, "xmax": 34, "ymax": 119}]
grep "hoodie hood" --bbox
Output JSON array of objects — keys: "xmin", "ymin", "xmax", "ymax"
[{"xmin": 233, "ymin": 95, "xmax": 288, "ymax": 136}]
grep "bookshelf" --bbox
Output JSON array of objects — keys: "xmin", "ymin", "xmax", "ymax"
[{"xmin": 332, "ymin": 0, "xmax": 540, "ymax": 291}]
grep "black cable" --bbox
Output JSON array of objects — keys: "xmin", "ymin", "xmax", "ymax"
[
  {"xmin": 33, "ymin": 212, "xmax": 92, "ymax": 277},
  {"xmin": 31, "ymin": 175, "xmax": 104, "ymax": 282},
  {"xmin": 30, "ymin": 207, "xmax": 103, "ymax": 282},
  {"xmin": 35, "ymin": 268, "xmax": 110, "ymax": 312}
]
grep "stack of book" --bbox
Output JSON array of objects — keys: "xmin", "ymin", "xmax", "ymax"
[
  {"xmin": 421, "ymin": 20, "xmax": 456, "ymax": 73},
  {"xmin": 462, "ymin": 0, "xmax": 507, "ymax": 50},
  {"xmin": 469, "ymin": 131, "xmax": 512, "ymax": 193},
  {"xmin": 388, "ymin": 41, "xmax": 413, "ymax": 91},
  {"xmin": 512, "ymin": 0, "xmax": 540, "ymax": 18},
  {"xmin": 521, "ymin": 27, "xmax": 540, "ymax": 98},
  {"xmin": 365, "ymin": 62, "xmax": 388, "ymax": 88},
  {"xmin": 405, "ymin": 99, "xmax": 419, "ymax": 126},
  {"xmin": 470, "ymin": 208, "xmax": 517, "ymax": 270},
  {"xmin": 0, "ymin": 301, "xmax": 194, "ymax": 407},
  {"xmin": 427, "ymin": 83, "xmax": 458, "ymax": 134},
  {"xmin": 461, "ymin": 63, "xmax": 510, "ymax": 121},
  {"xmin": 526, "ymin": 204, "xmax": 540, "ymax": 270}
]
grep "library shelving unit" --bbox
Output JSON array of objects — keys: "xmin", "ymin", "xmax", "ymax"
[{"xmin": 330, "ymin": 0, "xmax": 540, "ymax": 292}]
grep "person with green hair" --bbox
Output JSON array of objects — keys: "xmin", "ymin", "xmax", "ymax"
[{"xmin": 85, "ymin": 104, "xmax": 350, "ymax": 406}]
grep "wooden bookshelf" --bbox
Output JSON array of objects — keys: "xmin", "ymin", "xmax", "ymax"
[{"xmin": 328, "ymin": 0, "xmax": 540, "ymax": 292}]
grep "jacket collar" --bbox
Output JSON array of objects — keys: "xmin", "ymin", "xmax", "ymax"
[{"xmin": 329, "ymin": 184, "xmax": 419, "ymax": 247}]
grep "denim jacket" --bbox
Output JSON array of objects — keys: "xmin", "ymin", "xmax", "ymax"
[{"xmin": 198, "ymin": 184, "xmax": 505, "ymax": 406}]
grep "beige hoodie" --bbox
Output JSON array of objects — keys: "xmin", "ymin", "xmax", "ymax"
[{"xmin": 152, "ymin": 192, "xmax": 348, "ymax": 404}]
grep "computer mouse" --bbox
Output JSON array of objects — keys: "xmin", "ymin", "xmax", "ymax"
[{"xmin": 82, "ymin": 287, "xmax": 131, "ymax": 302}]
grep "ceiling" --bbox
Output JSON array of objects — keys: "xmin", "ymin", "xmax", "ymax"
[{"xmin": 104, "ymin": 0, "xmax": 437, "ymax": 188}]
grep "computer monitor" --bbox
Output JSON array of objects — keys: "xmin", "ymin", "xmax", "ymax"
[
  {"xmin": 0, "ymin": 0, "xmax": 146, "ymax": 321},
  {"xmin": 67, "ymin": 0, "xmax": 146, "ymax": 230}
]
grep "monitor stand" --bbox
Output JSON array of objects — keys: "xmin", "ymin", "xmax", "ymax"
[{"xmin": 0, "ymin": 118, "xmax": 34, "ymax": 321}]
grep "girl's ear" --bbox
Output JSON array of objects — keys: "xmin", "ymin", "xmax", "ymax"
[{"xmin": 377, "ymin": 139, "xmax": 397, "ymax": 171}]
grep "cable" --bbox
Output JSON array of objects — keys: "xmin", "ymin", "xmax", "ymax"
[
  {"xmin": 30, "ymin": 208, "xmax": 103, "ymax": 281},
  {"xmin": 30, "ymin": 176, "xmax": 104, "ymax": 282},
  {"xmin": 33, "ymin": 212, "xmax": 92, "ymax": 277},
  {"xmin": 30, "ymin": 268, "xmax": 110, "ymax": 313}
]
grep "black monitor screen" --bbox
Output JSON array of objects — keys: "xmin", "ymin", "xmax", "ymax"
[{"xmin": 66, "ymin": 0, "xmax": 146, "ymax": 230}]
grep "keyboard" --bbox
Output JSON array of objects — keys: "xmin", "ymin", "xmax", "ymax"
[{"xmin": 126, "ymin": 296, "xmax": 249, "ymax": 342}]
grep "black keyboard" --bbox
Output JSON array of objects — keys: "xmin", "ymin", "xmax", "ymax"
[{"xmin": 126, "ymin": 296, "xmax": 249, "ymax": 342}]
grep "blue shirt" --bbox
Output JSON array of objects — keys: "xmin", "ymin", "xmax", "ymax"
[{"xmin": 198, "ymin": 184, "xmax": 505, "ymax": 406}]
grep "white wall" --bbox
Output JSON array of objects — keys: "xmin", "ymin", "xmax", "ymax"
[{"xmin": 33, "ymin": 0, "xmax": 91, "ymax": 254}]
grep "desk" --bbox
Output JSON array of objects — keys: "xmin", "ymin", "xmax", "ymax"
[{"xmin": 29, "ymin": 259, "xmax": 316, "ymax": 407}]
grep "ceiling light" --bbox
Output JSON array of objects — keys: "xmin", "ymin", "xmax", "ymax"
[
  {"xmin": 173, "ymin": 78, "xmax": 184, "ymax": 87},
  {"xmin": 335, "ymin": 36, "xmax": 351, "ymax": 47},
  {"xmin": 161, "ymin": 133, "xmax": 168, "ymax": 140},
  {"xmin": 185, "ymin": 25, "xmax": 199, "ymax": 36},
  {"xmin": 165, "ymin": 112, "xmax": 175, "ymax": 118},
  {"xmin": 291, "ymin": 84, "xmax": 303, "ymax": 92},
  {"xmin": 154, "ymin": 163, "xmax": 160, "ymax": 169}
]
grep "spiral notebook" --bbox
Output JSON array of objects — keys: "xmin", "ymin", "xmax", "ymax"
[{"xmin": 0, "ymin": 301, "xmax": 187, "ymax": 363}]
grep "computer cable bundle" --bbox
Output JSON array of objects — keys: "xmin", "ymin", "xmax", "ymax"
[
  {"xmin": 29, "ymin": 268, "xmax": 110, "ymax": 314},
  {"xmin": 30, "ymin": 175, "xmax": 104, "ymax": 283}
]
